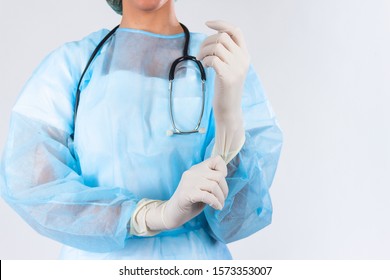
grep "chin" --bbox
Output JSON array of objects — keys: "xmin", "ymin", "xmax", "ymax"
[{"xmin": 131, "ymin": 0, "xmax": 169, "ymax": 12}]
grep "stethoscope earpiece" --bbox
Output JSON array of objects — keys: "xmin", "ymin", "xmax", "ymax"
[
  {"xmin": 166, "ymin": 130, "xmax": 174, "ymax": 137},
  {"xmin": 166, "ymin": 128, "xmax": 206, "ymax": 137},
  {"xmin": 198, "ymin": 127, "xmax": 206, "ymax": 134}
]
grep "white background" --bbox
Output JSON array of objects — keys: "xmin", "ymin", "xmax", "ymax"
[{"xmin": 0, "ymin": 0, "xmax": 389, "ymax": 259}]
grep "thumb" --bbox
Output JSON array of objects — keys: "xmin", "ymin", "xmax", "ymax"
[{"xmin": 206, "ymin": 155, "xmax": 227, "ymax": 175}]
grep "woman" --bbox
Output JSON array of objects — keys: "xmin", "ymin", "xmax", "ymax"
[{"xmin": 0, "ymin": 0, "xmax": 282, "ymax": 259}]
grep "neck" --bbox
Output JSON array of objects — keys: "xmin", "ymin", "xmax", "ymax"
[{"xmin": 120, "ymin": 1, "xmax": 182, "ymax": 35}]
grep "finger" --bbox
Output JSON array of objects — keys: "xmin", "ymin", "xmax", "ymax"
[
  {"xmin": 200, "ymin": 180, "xmax": 225, "ymax": 207},
  {"xmin": 191, "ymin": 189, "xmax": 223, "ymax": 210},
  {"xmin": 206, "ymin": 155, "xmax": 228, "ymax": 175},
  {"xmin": 205, "ymin": 20, "xmax": 246, "ymax": 48},
  {"xmin": 197, "ymin": 43, "xmax": 233, "ymax": 64},
  {"xmin": 201, "ymin": 56, "xmax": 229, "ymax": 77},
  {"xmin": 198, "ymin": 32, "xmax": 237, "ymax": 54},
  {"xmin": 204, "ymin": 170, "xmax": 229, "ymax": 199}
]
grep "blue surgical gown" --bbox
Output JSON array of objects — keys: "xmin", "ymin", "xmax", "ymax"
[{"xmin": 0, "ymin": 28, "xmax": 283, "ymax": 259}]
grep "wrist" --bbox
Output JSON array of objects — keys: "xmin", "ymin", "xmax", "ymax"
[
  {"xmin": 213, "ymin": 114, "xmax": 246, "ymax": 163},
  {"xmin": 130, "ymin": 199, "xmax": 165, "ymax": 236},
  {"xmin": 145, "ymin": 199, "xmax": 181, "ymax": 231},
  {"xmin": 214, "ymin": 107, "xmax": 244, "ymax": 124},
  {"xmin": 144, "ymin": 200, "xmax": 169, "ymax": 231},
  {"xmin": 215, "ymin": 113, "xmax": 245, "ymax": 137}
]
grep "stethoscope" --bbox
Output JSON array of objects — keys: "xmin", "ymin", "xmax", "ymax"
[{"xmin": 71, "ymin": 23, "xmax": 206, "ymax": 140}]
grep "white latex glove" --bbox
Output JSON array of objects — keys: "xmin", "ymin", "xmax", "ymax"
[
  {"xmin": 130, "ymin": 155, "xmax": 228, "ymax": 236},
  {"xmin": 197, "ymin": 20, "xmax": 250, "ymax": 163}
]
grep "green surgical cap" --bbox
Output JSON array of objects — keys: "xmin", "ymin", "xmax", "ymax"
[{"xmin": 106, "ymin": 0, "xmax": 123, "ymax": 15}]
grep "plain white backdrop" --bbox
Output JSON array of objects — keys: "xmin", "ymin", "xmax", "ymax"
[{"xmin": 1, "ymin": 0, "xmax": 390, "ymax": 259}]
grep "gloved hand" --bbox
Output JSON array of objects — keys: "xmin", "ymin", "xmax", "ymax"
[
  {"xmin": 151, "ymin": 155, "xmax": 228, "ymax": 230},
  {"xmin": 197, "ymin": 20, "xmax": 250, "ymax": 163},
  {"xmin": 130, "ymin": 155, "xmax": 228, "ymax": 236}
]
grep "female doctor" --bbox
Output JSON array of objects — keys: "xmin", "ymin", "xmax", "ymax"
[{"xmin": 0, "ymin": 0, "xmax": 282, "ymax": 259}]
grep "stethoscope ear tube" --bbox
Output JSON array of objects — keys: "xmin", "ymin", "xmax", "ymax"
[
  {"xmin": 168, "ymin": 56, "xmax": 206, "ymax": 81},
  {"xmin": 167, "ymin": 79, "xmax": 206, "ymax": 136}
]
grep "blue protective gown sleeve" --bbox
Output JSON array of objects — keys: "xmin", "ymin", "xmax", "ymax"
[
  {"xmin": 203, "ymin": 65, "xmax": 283, "ymax": 243},
  {"xmin": 0, "ymin": 30, "xmax": 139, "ymax": 253}
]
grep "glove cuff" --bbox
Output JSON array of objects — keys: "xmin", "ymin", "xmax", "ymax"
[
  {"xmin": 130, "ymin": 198, "xmax": 166, "ymax": 236},
  {"xmin": 212, "ymin": 117, "xmax": 246, "ymax": 163}
]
